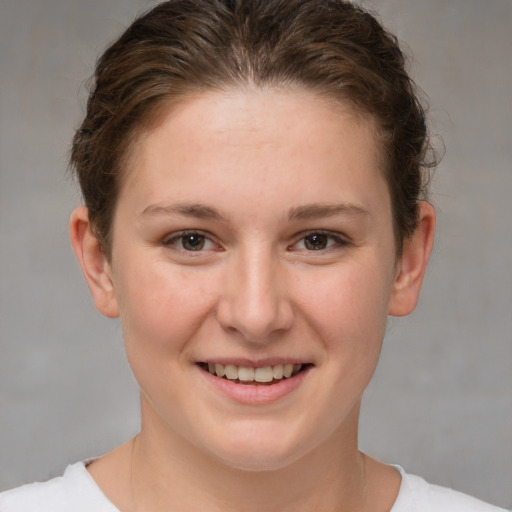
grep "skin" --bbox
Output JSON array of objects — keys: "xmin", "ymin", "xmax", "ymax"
[{"xmin": 70, "ymin": 88, "xmax": 435, "ymax": 512}]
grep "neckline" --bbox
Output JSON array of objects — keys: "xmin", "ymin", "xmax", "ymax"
[{"xmin": 72, "ymin": 460, "xmax": 409, "ymax": 511}]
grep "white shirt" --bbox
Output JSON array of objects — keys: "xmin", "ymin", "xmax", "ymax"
[{"xmin": 0, "ymin": 462, "xmax": 507, "ymax": 511}]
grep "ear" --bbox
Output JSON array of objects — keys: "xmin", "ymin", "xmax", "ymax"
[
  {"xmin": 388, "ymin": 201, "xmax": 436, "ymax": 317},
  {"xmin": 69, "ymin": 206, "xmax": 119, "ymax": 318}
]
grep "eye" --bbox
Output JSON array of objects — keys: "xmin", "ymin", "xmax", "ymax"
[
  {"xmin": 291, "ymin": 231, "xmax": 347, "ymax": 251},
  {"xmin": 163, "ymin": 231, "xmax": 219, "ymax": 252},
  {"xmin": 303, "ymin": 233, "xmax": 331, "ymax": 250},
  {"xmin": 180, "ymin": 233, "xmax": 207, "ymax": 251}
]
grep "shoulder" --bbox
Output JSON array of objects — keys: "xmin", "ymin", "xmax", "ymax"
[
  {"xmin": 392, "ymin": 466, "xmax": 508, "ymax": 512},
  {"xmin": 0, "ymin": 462, "xmax": 118, "ymax": 512}
]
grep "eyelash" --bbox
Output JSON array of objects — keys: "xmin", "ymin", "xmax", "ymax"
[
  {"xmin": 162, "ymin": 230, "xmax": 221, "ymax": 253},
  {"xmin": 289, "ymin": 230, "xmax": 350, "ymax": 252},
  {"xmin": 161, "ymin": 230, "xmax": 349, "ymax": 253}
]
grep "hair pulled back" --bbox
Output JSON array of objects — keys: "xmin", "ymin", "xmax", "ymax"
[{"xmin": 71, "ymin": 0, "xmax": 436, "ymax": 256}]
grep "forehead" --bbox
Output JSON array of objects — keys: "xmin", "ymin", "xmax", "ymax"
[{"xmin": 119, "ymin": 88, "xmax": 389, "ymax": 220}]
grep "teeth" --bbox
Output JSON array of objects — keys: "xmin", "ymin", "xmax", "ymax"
[
  {"xmin": 206, "ymin": 362, "xmax": 304, "ymax": 382},
  {"xmin": 238, "ymin": 367, "xmax": 254, "ymax": 381},
  {"xmin": 254, "ymin": 366, "xmax": 273, "ymax": 382},
  {"xmin": 272, "ymin": 364, "xmax": 284, "ymax": 379},
  {"xmin": 225, "ymin": 364, "xmax": 238, "ymax": 380},
  {"xmin": 214, "ymin": 363, "xmax": 225, "ymax": 378}
]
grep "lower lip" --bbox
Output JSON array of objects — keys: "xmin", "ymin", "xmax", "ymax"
[{"xmin": 198, "ymin": 365, "xmax": 311, "ymax": 405}]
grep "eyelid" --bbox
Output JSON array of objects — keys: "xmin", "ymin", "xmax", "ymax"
[
  {"xmin": 288, "ymin": 230, "xmax": 350, "ymax": 251},
  {"xmin": 162, "ymin": 229, "xmax": 222, "ymax": 251},
  {"xmin": 160, "ymin": 229, "xmax": 349, "ymax": 253}
]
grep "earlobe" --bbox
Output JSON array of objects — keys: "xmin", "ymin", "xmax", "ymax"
[
  {"xmin": 69, "ymin": 206, "xmax": 120, "ymax": 319},
  {"xmin": 388, "ymin": 201, "xmax": 436, "ymax": 317}
]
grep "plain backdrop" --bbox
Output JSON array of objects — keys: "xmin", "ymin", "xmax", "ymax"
[{"xmin": 0, "ymin": 0, "xmax": 511, "ymax": 508}]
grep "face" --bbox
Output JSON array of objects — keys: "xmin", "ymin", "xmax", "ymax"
[{"xmin": 105, "ymin": 89, "xmax": 401, "ymax": 470}]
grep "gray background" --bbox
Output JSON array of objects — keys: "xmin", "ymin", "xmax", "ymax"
[{"xmin": 0, "ymin": 0, "xmax": 511, "ymax": 508}]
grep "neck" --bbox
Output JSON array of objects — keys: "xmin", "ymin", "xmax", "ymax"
[
  {"xmin": 88, "ymin": 398, "xmax": 401, "ymax": 512},
  {"xmin": 128, "ymin": 403, "xmax": 369, "ymax": 512}
]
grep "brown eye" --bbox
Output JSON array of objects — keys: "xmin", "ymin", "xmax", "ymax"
[
  {"xmin": 304, "ymin": 233, "xmax": 329, "ymax": 250},
  {"xmin": 181, "ymin": 234, "xmax": 206, "ymax": 251},
  {"xmin": 290, "ymin": 231, "xmax": 348, "ymax": 253},
  {"xmin": 163, "ymin": 231, "xmax": 220, "ymax": 254}
]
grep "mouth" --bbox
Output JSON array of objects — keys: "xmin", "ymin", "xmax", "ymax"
[{"xmin": 197, "ymin": 362, "xmax": 311, "ymax": 386}]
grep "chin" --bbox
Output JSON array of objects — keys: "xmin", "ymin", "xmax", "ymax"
[
  {"xmin": 215, "ymin": 449, "xmax": 303, "ymax": 472},
  {"xmin": 203, "ymin": 424, "xmax": 315, "ymax": 472}
]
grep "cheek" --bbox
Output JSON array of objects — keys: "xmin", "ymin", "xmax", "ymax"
[
  {"xmin": 296, "ymin": 260, "xmax": 393, "ymax": 346},
  {"xmin": 293, "ymin": 258, "xmax": 395, "ymax": 407},
  {"xmin": 113, "ymin": 254, "xmax": 220, "ymax": 356}
]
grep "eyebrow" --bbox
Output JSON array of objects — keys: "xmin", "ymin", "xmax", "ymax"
[
  {"xmin": 141, "ymin": 202, "xmax": 229, "ymax": 221},
  {"xmin": 288, "ymin": 203, "xmax": 370, "ymax": 221},
  {"xmin": 141, "ymin": 201, "xmax": 369, "ymax": 222}
]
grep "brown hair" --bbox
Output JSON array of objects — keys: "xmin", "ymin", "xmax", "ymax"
[{"xmin": 71, "ymin": 0, "xmax": 436, "ymax": 257}]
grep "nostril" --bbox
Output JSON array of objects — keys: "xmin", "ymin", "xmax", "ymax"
[{"xmin": 216, "ymin": 295, "xmax": 294, "ymax": 344}]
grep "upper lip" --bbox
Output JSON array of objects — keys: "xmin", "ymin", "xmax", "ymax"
[{"xmin": 197, "ymin": 357, "xmax": 312, "ymax": 367}]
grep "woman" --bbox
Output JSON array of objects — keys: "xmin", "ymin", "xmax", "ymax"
[{"xmin": 0, "ymin": 1, "xmax": 507, "ymax": 510}]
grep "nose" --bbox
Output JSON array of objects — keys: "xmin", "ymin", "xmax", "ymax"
[{"xmin": 216, "ymin": 246, "xmax": 294, "ymax": 344}]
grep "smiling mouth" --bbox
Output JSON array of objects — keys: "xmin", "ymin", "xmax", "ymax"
[{"xmin": 198, "ymin": 362, "xmax": 310, "ymax": 385}]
